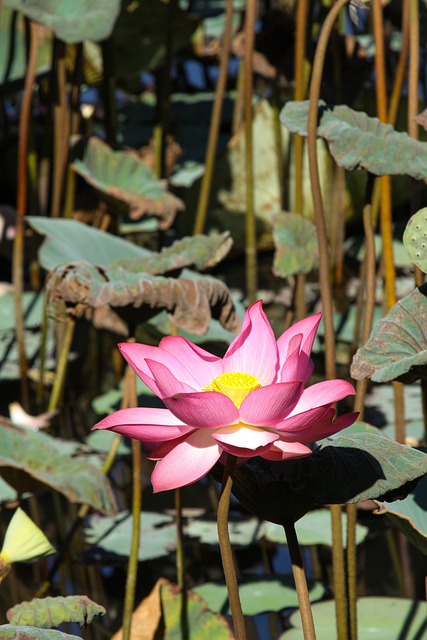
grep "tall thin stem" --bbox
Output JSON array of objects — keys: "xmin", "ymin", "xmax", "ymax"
[
  {"xmin": 122, "ymin": 348, "xmax": 141, "ymax": 640},
  {"xmin": 48, "ymin": 319, "xmax": 75, "ymax": 412},
  {"xmin": 330, "ymin": 504, "xmax": 347, "ymax": 640},
  {"xmin": 217, "ymin": 455, "xmax": 246, "ymax": 640},
  {"xmin": 193, "ymin": 0, "xmax": 234, "ymax": 234},
  {"xmin": 13, "ymin": 19, "xmax": 40, "ymax": 409},
  {"xmin": 307, "ymin": 0, "xmax": 348, "ymax": 379},
  {"xmin": 346, "ymin": 504, "xmax": 358, "ymax": 640},
  {"xmin": 284, "ymin": 522, "xmax": 316, "ymax": 640},
  {"xmin": 243, "ymin": 0, "xmax": 258, "ymax": 303}
]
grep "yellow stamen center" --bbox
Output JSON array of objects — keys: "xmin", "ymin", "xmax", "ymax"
[{"xmin": 204, "ymin": 371, "xmax": 261, "ymax": 407}]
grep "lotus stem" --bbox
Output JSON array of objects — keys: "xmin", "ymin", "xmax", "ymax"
[
  {"xmin": 243, "ymin": 0, "xmax": 257, "ymax": 304},
  {"xmin": 330, "ymin": 504, "xmax": 347, "ymax": 640},
  {"xmin": 388, "ymin": 0, "xmax": 409, "ymax": 127},
  {"xmin": 272, "ymin": 74, "xmax": 284, "ymax": 208},
  {"xmin": 217, "ymin": 455, "xmax": 247, "ymax": 640},
  {"xmin": 284, "ymin": 521, "xmax": 316, "ymax": 640},
  {"xmin": 346, "ymin": 504, "xmax": 358, "ymax": 640},
  {"xmin": 121, "ymin": 345, "xmax": 141, "ymax": 640},
  {"xmin": 12, "ymin": 19, "xmax": 40, "ymax": 410},
  {"xmin": 48, "ymin": 319, "xmax": 75, "ymax": 412},
  {"xmin": 307, "ymin": 0, "xmax": 348, "ymax": 380},
  {"xmin": 193, "ymin": 0, "xmax": 234, "ymax": 234},
  {"xmin": 175, "ymin": 487, "xmax": 189, "ymax": 638},
  {"xmin": 294, "ymin": 0, "xmax": 309, "ymax": 215}
]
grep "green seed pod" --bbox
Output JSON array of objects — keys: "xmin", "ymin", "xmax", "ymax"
[{"xmin": 403, "ymin": 207, "xmax": 427, "ymax": 274}]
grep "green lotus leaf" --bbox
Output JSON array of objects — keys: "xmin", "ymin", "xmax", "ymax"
[
  {"xmin": 0, "ymin": 476, "xmax": 17, "ymax": 504},
  {"xmin": 0, "ymin": 420, "xmax": 116, "ymax": 514},
  {"xmin": 272, "ymin": 212, "xmax": 319, "ymax": 278},
  {"xmin": 84, "ymin": 511, "xmax": 176, "ymax": 561},
  {"xmin": 281, "ymin": 100, "xmax": 427, "ymax": 179},
  {"xmin": 375, "ymin": 474, "xmax": 427, "ymax": 555},
  {"xmin": 0, "ymin": 291, "xmax": 45, "ymax": 332},
  {"xmin": 263, "ymin": 508, "xmax": 368, "ymax": 547},
  {"xmin": 403, "ymin": 207, "xmax": 427, "ymax": 273},
  {"xmin": 161, "ymin": 581, "xmax": 235, "ymax": 639},
  {"xmin": 27, "ymin": 217, "xmax": 150, "ymax": 270},
  {"xmin": 71, "ymin": 137, "xmax": 185, "ymax": 228},
  {"xmin": 0, "ymin": 627, "xmax": 81, "ymax": 639},
  {"xmin": 193, "ymin": 576, "xmax": 325, "ymax": 616},
  {"xmin": 45, "ymin": 262, "xmax": 238, "ymax": 336},
  {"xmin": 185, "ymin": 515, "xmax": 264, "ymax": 547},
  {"xmin": 85, "ymin": 430, "xmax": 131, "ymax": 455},
  {"xmin": 3, "ymin": 0, "xmax": 120, "ymax": 43},
  {"xmin": 281, "ymin": 597, "xmax": 427, "ymax": 639},
  {"xmin": 112, "ymin": 0, "xmax": 200, "ymax": 91},
  {"xmin": 225, "ymin": 433, "xmax": 427, "ymax": 525},
  {"xmin": 7, "ymin": 596, "xmax": 105, "ymax": 628},
  {"xmin": 351, "ymin": 284, "xmax": 427, "ymax": 383}
]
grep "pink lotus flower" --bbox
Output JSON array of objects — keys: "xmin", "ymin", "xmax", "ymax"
[{"xmin": 93, "ymin": 302, "xmax": 357, "ymax": 492}]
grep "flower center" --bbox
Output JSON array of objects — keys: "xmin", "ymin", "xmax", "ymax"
[{"xmin": 205, "ymin": 371, "xmax": 261, "ymax": 407}]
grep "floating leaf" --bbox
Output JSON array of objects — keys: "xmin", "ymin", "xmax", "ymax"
[
  {"xmin": 375, "ymin": 474, "xmax": 427, "ymax": 555},
  {"xmin": 281, "ymin": 597, "xmax": 427, "ymax": 639},
  {"xmin": 272, "ymin": 212, "xmax": 319, "ymax": 278},
  {"xmin": 263, "ymin": 508, "xmax": 368, "ymax": 547},
  {"xmin": 27, "ymin": 217, "xmax": 150, "ymax": 271},
  {"xmin": 0, "ymin": 420, "xmax": 116, "ymax": 514},
  {"xmin": 84, "ymin": 512, "xmax": 176, "ymax": 561},
  {"xmin": 7, "ymin": 596, "xmax": 105, "ymax": 628},
  {"xmin": 281, "ymin": 100, "xmax": 427, "ymax": 179},
  {"xmin": 71, "ymin": 137, "xmax": 185, "ymax": 228},
  {"xmin": 45, "ymin": 262, "xmax": 238, "ymax": 336},
  {"xmin": 351, "ymin": 284, "xmax": 427, "ymax": 383},
  {"xmin": 403, "ymin": 207, "xmax": 427, "ymax": 273},
  {"xmin": 194, "ymin": 576, "xmax": 325, "ymax": 616},
  {"xmin": 221, "ymin": 433, "xmax": 427, "ymax": 525},
  {"xmin": 161, "ymin": 580, "xmax": 235, "ymax": 639},
  {"xmin": 0, "ymin": 627, "xmax": 80, "ymax": 639},
  {"xmin": 185, "ymin": 514, "xmax": 264, "ymax": 547},
  {"xmin": 0, "ymin": 291, "xmax": 45, "ymax": 332}
]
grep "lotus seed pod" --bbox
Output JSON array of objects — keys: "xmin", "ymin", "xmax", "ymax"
[{"xmin": 403, "ymin": 207, "xmax": 427, "ymax": 274}]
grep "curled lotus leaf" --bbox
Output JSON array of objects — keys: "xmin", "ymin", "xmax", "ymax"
[
  {"xmin": 0, "ymin": 419, "xmax": 117, "ymax": 515},
  {"xmin": 45, "ymin": 262, "xmax": 239, "ymax": 337},
  {"xmin": 111, "ymin": 232, "xmax": 233, "ymax": 274},
  {"xmin": 7, "ymin": 596, "xmax": 105, "ymax": 628},
  {"xmin": 374, "ymin": 474, "xmax": 427, "ymax": 555},
  {"xmin": 272, "ymin": 212, "xmax": 319, "ymax": 278},
  {"xmin": 2, "ymin": 0, "xmax": 121, "ymax": 43},
  {"xmin": 0, "ymin": 627, "xmax": 81, "ymax": 639},
  {"xmin": 403, "ymin": 207, "xmax": 427, "ymax": 273},
  {"xmin": 351, "ymin": 285, "xmax": 427, "ymax": 383},
  {"xmin": 281, "ymin": 100, "xmax": 427, "ymax": 179},
  {"xmin": 71, "ymin": 137, "xmax": 185, "ymax": 229}
]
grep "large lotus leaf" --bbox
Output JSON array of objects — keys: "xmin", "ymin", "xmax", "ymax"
[
  {"xmin": 272, "ymin": 212, "xmax": 319, "ymax": 278},
  {"xmin": 7, "ymin": 596, "xmax": 105, "ymax": 628},
  {"xmin": 3, "ymin": 0, "xmax": 121, "ymax": 43},
  {"xmin": 222, "ymin": 433, "xmax": 427, "ymax": 526},
  {"xmin": 375, "ymin": 474, "xmax": 427, "ymax": 555},
  {"xmin": 161, "ymin": 581, "xmax": 235, "ymax": 640},
  {"xmin": 0, "ymin": 627, "xmax": 80, "ymax": 639},
  {"xmin": 84, "ymin": 511, "xmax": 176, "ymax": 561},
  {"xmin": 351, "ymin": 284, "xmax": 427, "ymax": 383},
  {"xmin": 281, "ymin": 100, "xmax": 427, "ymax": 179},
  {"xmin": 45, "ymin": 262, "xmax": 238, "ymax": 336},
  {"xmin": 263, "ymin": 508, "xmax": 368, "ymax": 547},
  {"xmin": 403, "ymin": 207, "xmax": 427, "ymax": 273},
  {"xmin": 185, "ymin": 515, "xmax": 264, "ymax": 547},
  {"xmin": 27, "ymin": 217, "xmax": 150, "ymax": 271},
  {"xmin": 0, "ymin": 476, "xmax": 17, "ymax": 503},
  {"xmin": 71, "ymin": 137, "xmax": 185, "ymax": 228},
  {"xmin": 112, "ymin": 0, "xmax": 200, "ymax": 91},
  {"xmin": 281, "ymin": 597, "xmax": 427, "ymax": 639},
  {"xmin": 0, "ymin": 420, "xmax": 116, "ymax": 514},
  {"xmin": 110, "ymin": 232, "xmax": 233, "ymax": 274},
  {"xmin": 194, "ymin": 576, "xmax": 325, "ymax": 616}
]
